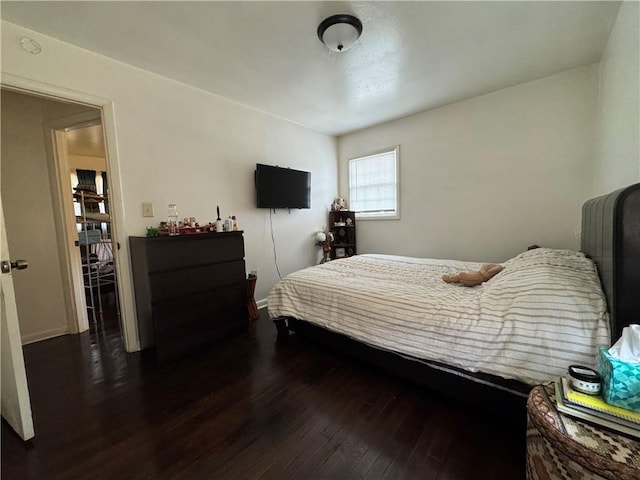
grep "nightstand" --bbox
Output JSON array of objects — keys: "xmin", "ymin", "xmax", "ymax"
[{"xmin": 526, "ymin": 383, "xmax": 640, "ymax": 479}]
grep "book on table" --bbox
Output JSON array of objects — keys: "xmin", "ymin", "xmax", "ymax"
[
  {"xmin": 554, "ymin": 379, "xmax": 640, "ymax": 439},
  {"xmin": 560, "ymin": 376, "xmax": 640, "ymax": 424}
]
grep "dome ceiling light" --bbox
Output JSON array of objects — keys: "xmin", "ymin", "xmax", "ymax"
[
  {"xmin": 20, "ymin": 37, "xmax": 42, "ymax": 55},
  {"xmin": 317, "ymin": 14, "xmax": 363, "ymax": 53}
]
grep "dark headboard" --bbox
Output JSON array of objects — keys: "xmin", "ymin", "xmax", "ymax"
[{"xmin": 581, "ymin": 183, "xmax": 640, "ymax": 343}]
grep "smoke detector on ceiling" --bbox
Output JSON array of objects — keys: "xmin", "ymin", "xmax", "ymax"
[{"xmin": 20, "ymin": 37, "xmax": 42, "ymax": 55}]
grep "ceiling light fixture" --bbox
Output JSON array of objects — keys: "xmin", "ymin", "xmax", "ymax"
[
  {"xmin": 20, "ymin": 37, "xmax": 42, "ymax": 55},
  {"xmin": 317, "ymin": 14, "xmax": 363, "ymax": 53}
]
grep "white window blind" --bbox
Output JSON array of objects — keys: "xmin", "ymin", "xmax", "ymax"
[{"xmin": 349, "ymin": 147, "xmax": 399, "ymax": 219}]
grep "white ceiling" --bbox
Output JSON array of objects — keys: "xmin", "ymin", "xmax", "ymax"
[{"xmin": 1, "ymin": 1, "xmax": 621, "ymax": 136}]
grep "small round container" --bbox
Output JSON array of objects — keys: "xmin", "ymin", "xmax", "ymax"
[{"xmin": 568, "ymin": 365, "xmax": 601, "ymax": 395}]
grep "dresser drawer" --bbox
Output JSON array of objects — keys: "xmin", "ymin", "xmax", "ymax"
[
  {"xmin": 151, "ymin": 282, "xmax": 245, "ymax": 332},
  {"xmin": 144, "ymin": 234, "xmax": 244, "ymax": 272},
  {"xmin": 148, "ymin": 260, "xmax": 245, "ymax": 302},
  {"xmin": 154, "ymin": 308, "xmax": 248, "ymax": 361}
]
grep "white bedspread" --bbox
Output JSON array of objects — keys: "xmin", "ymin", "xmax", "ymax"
[{"xmin": 267, "ymin": 248, "xmax": 610, "ymax": 385}]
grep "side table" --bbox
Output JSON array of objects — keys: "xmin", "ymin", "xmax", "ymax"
[{"xmin": 526, "ymin": 383, "xmax": 640, "ymax": 479}]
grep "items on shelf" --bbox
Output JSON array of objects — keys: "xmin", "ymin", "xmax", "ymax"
[
  {"xmin": 155, "ymin": 205, "xmax": 239, "ymax": 235},
  {"xmin": 216, "ymin": 205, "xmax": 223, "ymax": 232},
  {"xmin": 146, "ymin": 227, "xmax": 161, "ymax": 237},
  {"xmin": 167, "ymin": 204, "xmax": 179, "ymax": 236},
  {"xmin": 83, "ymin": 212, "xmax": 111, "ymax": 222},
  {"xmin": 328, "ymin": 210, "xmax": 356, "ymax": 260},
  {"xmin": 332, "ymin": 197, "xmax": 347, "ymax": 211},
  {"xmin": 75, "ymin": 189, "xmax": 119, "ymax": 322}
]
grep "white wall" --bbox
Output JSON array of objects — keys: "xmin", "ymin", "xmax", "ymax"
[
  {"xmin": 338, "ymin": 65, "xmax": 599, "ymax": 263},
  {"xmin": 1, "ymin": 90, "xmax": 95, "ymax": 343},
  {"xmin": 1, "ymin": 21, "xmax": 337, "ymax": 351},
  {"xmin": 595, "ymin": 0, "xmax": 640, "ymax": 195}
]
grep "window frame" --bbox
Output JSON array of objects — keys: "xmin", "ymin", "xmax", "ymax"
[{"xmin": 348, "ymin": 145, "xmax": 400, "ymax": 220}]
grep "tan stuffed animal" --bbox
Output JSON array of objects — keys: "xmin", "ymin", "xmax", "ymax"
[{"xmin": 442, "ymin": 263, "xmax": 504, "ymax": 287}]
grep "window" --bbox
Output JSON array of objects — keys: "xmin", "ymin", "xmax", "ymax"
[{"xmin": 348, "ymin": 146, "xmax": 399, "ymax": 219}]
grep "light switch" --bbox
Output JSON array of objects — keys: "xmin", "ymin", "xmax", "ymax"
[{"xmin": 142, "ymin": 202, "xmax": 154, "ymax": 217}]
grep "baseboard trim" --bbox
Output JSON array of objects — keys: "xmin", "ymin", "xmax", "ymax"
[
  {"xmin": 22, "ymin": 326, "xmax": 68, "ymax": 345},
  {"xmin": 257, "ymin": 298, "xmax": 267, "ymax": 310}
]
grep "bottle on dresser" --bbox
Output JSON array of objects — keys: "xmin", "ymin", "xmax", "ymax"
[{"xmin": 167, "ymin": 204, "xmax": 179, "ymax": 235}]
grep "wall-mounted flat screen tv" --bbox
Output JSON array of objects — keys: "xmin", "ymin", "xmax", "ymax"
[{"xmin": 255, "ymin": 163, "xmax": 311, "ymax": 209}]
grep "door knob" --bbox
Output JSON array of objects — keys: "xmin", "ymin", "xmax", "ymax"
[
  {"xmin": 1, "ymin": 260, "xmax": 29, "ymax": 273},
  {"xmin": 12, "ymin": 260, "xmax": 28, "ymax": 270}
]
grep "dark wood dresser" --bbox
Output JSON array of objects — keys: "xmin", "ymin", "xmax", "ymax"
[{"xmin": 129, "ymin": 231, "xmax": 247, "ymax": 360}]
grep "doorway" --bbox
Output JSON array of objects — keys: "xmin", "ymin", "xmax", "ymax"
[
  {"xmin": 64, "ymin": 122, "xmax": 121, "ymax": 330},
  {"xmin": 0, "ymin": 89, "xmax": 122, "ymax": 344}
]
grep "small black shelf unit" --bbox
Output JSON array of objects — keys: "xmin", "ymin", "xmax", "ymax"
[{"xmin": 329, "ymin": 210, "xmax": 356, "ymax": 260}]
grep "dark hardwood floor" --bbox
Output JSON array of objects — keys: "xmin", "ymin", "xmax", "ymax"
[{"xmin": 2, "ymin": 308, "xmax": 525, "ymax": 479}]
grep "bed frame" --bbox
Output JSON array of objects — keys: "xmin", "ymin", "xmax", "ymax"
[
  {"xmin": 581, "ymin": 183, "xmax": 640, "ymax": 342},
  {"xmin": 273, "ymin": 183, "xmax": 640, "ymax": 425}
]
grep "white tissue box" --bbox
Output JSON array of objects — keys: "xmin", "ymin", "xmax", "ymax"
[{"xmin": 597, "ymin": 346, "xmax": 640, "ymax": 412}]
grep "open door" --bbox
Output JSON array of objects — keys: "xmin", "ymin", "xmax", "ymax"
[{"xmin": 0, "ymin": 198, "xmax": 35, "ymax": 440}]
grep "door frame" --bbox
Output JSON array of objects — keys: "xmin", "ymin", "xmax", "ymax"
[{"xmin": 1, "ymin": 73, "xmax": 139, "ymax": 352}]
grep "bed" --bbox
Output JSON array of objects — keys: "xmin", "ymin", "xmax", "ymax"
[{"xmin": 268, "ymin": 184, "xmax": 640, "ymax": 423}]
